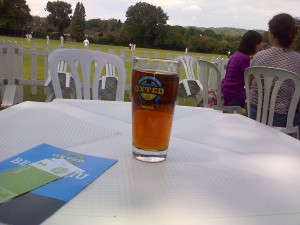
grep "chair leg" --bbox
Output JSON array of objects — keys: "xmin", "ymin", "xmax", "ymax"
[
  {"xmin": 45, "ymin": 91, "xmax": 54, "ymax": 102},
  {"xmin": 194, "ymin": 94, "xmax": 201, "ymax": 106}
]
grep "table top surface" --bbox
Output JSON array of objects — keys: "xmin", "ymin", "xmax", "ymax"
[{"xmin": 0, "ymin": 99, "xmax": 300, "ymax": 225}]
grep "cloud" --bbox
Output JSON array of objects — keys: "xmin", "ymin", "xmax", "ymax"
[
  {"xmin": 182, "ymin": 4, "xmax": 202, "ymax": 13},
  {"xmin": 25, "ymin": 0, "xmax": 300, "ymax": 30}
]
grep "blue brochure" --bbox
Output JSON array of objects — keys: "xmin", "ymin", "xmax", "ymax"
[{"xmin": 0, "ymin": 143, "xmax": 117, "ymax": 225}]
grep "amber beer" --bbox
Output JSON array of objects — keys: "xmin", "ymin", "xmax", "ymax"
[{"xmin": 131, "ymin": 58, "xmax": 180, "ymax": 162}]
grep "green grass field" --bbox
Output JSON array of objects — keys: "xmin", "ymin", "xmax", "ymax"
[{"xmin": 0, "ymin": 35, "xmax": 224, "ymax": 105}]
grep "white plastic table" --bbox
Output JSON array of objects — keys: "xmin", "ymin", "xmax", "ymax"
[{"xmin": 0, "ymin": 99, "xmax": 299, "ymax": 225}]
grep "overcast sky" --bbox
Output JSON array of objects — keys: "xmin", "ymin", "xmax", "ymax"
[{"xmin": 27, "ymin": 0, "xmax": 300, "ymax": 30}]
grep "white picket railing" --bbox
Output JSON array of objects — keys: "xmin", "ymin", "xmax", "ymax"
[
  {"xmin": 0, "ymin": 40, "xmax": 228, "ymax": 108},
  {"xmin": 0, "ymin": 40, "xmax": 51, "ymax": 108}
]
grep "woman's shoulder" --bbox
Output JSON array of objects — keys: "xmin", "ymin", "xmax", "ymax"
[
  {"xmin": 232, "ymin": 51, "xmax": 248, "ymax": 57},
  {"xmin": 250, "ymin": 48, "xmax": 276, "ymax": 66},
  {"xmin": 230, "ymin": 51, "xmax": 249, "ymax": 61},
  {"xmin": 252, "ymin": 47, "xmax": 285, "ymax": 61},
  {"xmin": 289, "ymin": 49, "xmax": 300, "ymax": 58},
  {"xmin": 254, "ymin": 47, "xmax": 276, "ymax": 56},
  {"xmin": 250, "ymin": 47, "xmax": 300, "ymax": 73},
  {"xmin": 256, "ymin": 47, "xmax": 300, "ymax": 57}
]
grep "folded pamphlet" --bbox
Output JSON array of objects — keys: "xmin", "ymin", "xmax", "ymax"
[{"xmin": 0, "ymin": 143, "xmax": 117, "ymax": 225}]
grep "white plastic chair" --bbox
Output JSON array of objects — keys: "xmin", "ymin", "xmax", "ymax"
[
  {"xmin": 244, "ymin": 66, "xmax": 300, "ymax": 139},
  {"xmin": 198, "ymin": 59, "xmax": 242, "ymax": 113},
  {"xmin": 48, "ymin": 49, "xmax": 126, "ymax": 101},
  {"xmin": 98, "ymin": 63, "xmax": 119, "ymax": 99},
  {"xmin": 44, "ymin": 48, "xmax": 79, "ymax": 102},
  {"xmin": 44, "ymin": 60, "xmax": 77, "ymax": 102},
  {"xmin": 174, "ymin": 54, "xmax": 202, "ymax": 104},
  {"xmin": 219, "ymin": 57, "xmax": 229, "ymax": 80},
  {"xmin": 210, "ymin": 56, "xmax": 228, "ymax": 83}
]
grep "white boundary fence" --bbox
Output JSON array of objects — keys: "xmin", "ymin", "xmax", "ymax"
[
  {"xmin": 0, "ymin": 40, "xmax": 228, "ymax": 108},
  {"xmin": 0, "ymin": 40, "xmax": 50, "ymax": 108}
]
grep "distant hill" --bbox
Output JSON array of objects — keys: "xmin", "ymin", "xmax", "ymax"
[{"xmin": 195, "ymin": 27, "xmax": 267, "ymax": 36}]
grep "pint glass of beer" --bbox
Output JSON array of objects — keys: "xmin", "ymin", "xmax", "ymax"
[{"xmin": 131, "ymin": 57, "xmax": 180, "ymax": 162}]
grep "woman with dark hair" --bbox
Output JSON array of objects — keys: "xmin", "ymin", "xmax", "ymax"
[
  {"xmin": 221, "ymin": 30, "xmax": 263, "ymax": 108},
  {"xmin": 249, "ymin": 13, "xmax": 300, "ymax": 127}
]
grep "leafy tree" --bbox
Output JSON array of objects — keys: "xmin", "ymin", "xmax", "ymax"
[
  {"xmin": 188, "ymin": 35, "xmax": 218, "ymax": 53},
  {"xmin": 70, "ymin": 2, "xmax": 86, "ymax": 41},
  {"xmin": 221, "ymin": 33, "xmax": 241, "ymax": 43},
  {"xmin": 124, "ymin": 2, "xmax": 168, "ymax": 47},
  {"xmin": 106, "ymin": 19, "xmax": 122, "ymax": 32},
  {"xmin": 85, "ymin": 19, "xmax": 100, "ymax": 31},
  {"xmin": 160, "ymin": 25, "xmax": 185, "ymax": 50},
  {"xmin": 215, "ymin": 40, "xmax": 234, "ymax": 55},
  {"xmin": 262, "ymin": 31, "xmax": 269, "ymax": 44},
  {"xmin": 292, "ymin": 30, "xmax": 300, "ymax": 53},
  {"xmin": 86, "ymin": 18, "xmax": 122, "ymax": 33},
  {"xmin": 45, "ymin": 1, "xmax": 72, "ymax": 34},
  {"xmin": 202, "ymin": 28, "xmax": 221, "ymax": 40},
  {"xmin": 184, "ymin": 27, "xmax": 198, "ymax": 39},
  {"xmin": 0, "ymin": 0, "xmax": 32, "ymax": 29}
]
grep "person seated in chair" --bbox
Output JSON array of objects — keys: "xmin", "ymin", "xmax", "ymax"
[
  {"xmin": 249, "ymin": 13, "xmax": 300, "ymax": 127},
  {"xmin": 221, "ymin": 30, "xmax": 263, "ymax": 108}
]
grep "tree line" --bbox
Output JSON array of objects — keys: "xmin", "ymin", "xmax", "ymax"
[{"xmin": 0, "ymin": 0, "xmax": 299, "ymax": 54}]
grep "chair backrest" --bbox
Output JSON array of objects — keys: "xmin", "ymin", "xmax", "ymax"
[
  {"xmin": 198, "ymin": 59, "xmax": 222, "ymax": 108},
  {"xmin": 174, "ymin": 54, "xmax": 203, "ymax": 104},
  {"xmin": 198, "ymin": 59, "xmax": 242, "ymax": 113},
  {"xmin": 244, "ymin": 66, "xmax": 300, "ymax": 131},
  {"xmin": 210, "ymin": 56, "xmax": 228, "ymax": 80},
  {"xmin": 48, "ymin": 49, "xmax": 126, "ymax": 101},
  {"xmin": 105, "ymin": 63, "xmax": 116, "ymax": 76},
  {"xmin": 174, "ymin": 54, "xmax": 199, "ymax": 80},
  {"xmin": 45, "ymin": 48, "xmax": 75, "ymax": 87},
  {"xmin": 219, "ymin": 57, "xmax": 229, "ymax": 80},
  {"xmin": 58, "ymin": 60, "xmax": 68, "ymax": 73}
]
